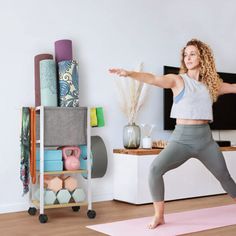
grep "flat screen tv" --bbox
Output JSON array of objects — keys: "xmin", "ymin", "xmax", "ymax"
[{"xmin": 163, "ymin": 65, "xmax": 236, "ymax": 130}]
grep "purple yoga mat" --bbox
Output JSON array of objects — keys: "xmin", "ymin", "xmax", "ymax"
[
  {"xmin": 34, "ymin": 54, "xmax": 53, "ymax": 107},
  {"xmin": 55, "ymin": 39, "xmax": 73, "ymax": 63}
]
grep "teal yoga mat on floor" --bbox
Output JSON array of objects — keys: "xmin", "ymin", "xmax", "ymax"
[
  {"xmin": 58, "ymin": 60, "xmax": 79, "ymax": 107},
  {"xmin": 40, "ymin": 59, "xmax": 57, "ymax": 106}
]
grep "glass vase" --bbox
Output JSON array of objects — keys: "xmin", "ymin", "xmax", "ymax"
[{"xmin": 123, "ymin": 123, "xmax": 141, "ymax": 149}]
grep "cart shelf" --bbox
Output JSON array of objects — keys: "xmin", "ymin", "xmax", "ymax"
[
  {"xmin": 28, "ymin": 106, "xmax": 95, "ymax": 223},
  {"xmin": 36, "ymin": 169, "xmax": 88, "ymax": 175},
  {"xmin": 32, "ymin": 200, "xmax": 88, "ymax": 209}
]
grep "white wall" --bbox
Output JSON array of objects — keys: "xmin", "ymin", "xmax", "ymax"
[{"xmin": 1, "ymin": 0, "xmax": 236, "ymax": 213}]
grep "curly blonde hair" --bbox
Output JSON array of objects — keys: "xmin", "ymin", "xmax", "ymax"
[{"xmin": 179, "ymin": 39, "xmax": 222, "ymax": 102}]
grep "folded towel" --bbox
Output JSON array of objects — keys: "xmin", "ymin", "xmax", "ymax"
[
  {"xmin": 90, "ymin": 108, "xmax": 98, "ymax": 127},
  {"xmin": 96, "ymin": 107, "xmax": 105, "ymax": 127}
]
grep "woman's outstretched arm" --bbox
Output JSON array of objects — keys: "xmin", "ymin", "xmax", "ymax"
[
  {"xmin": 109, "ymin": 68, "xmax": 182, "ymax": 90},
  {"xmin": 218, "ymin": 82, "xmax": 236, "ymax": 95}
]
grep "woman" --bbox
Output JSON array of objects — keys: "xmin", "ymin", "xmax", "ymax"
[{"xmin": 109, "ymin": 39, "xmax": 236, "ymax": 229}]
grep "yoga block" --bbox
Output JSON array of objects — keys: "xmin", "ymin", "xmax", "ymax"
[
  {"xmin": 64, "ymin": 176, "xmax": 78, "ymax": 192},
  {"xmin": 36, "ymin": 107, "xmax": 87, "ymax": 146},
  {"xmin": 36, "ymin": 160, "xmax": 63, "ymax": 172},
  {"xmin": 72, "ymin": 188, "xmax": 86, "ymax": 202},
  {"xmin": 57, "ymin": 189, "xmax": 71, "ymax": 204},
  {"xmin": 34, "ymin": 188, "xmax": 57, "ymax": 205},
  {"xmin": 36, "ymin": 149, "xmax": 62, "ymax": 161},
  {"xmin": 44, "ymin": 176, "xmax": 63, "ymax": 193}
]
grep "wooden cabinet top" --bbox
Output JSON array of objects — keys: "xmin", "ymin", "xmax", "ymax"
[
  {"xmin": 113, "ymin": 146, "xmax": 236, "ymax": 155},
  {"xmin": 113, "ymin": 148, "xmax": 162, "ymax": 155}
]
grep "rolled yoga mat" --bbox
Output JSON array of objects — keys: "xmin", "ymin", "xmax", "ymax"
[
  {"xmin": 58, "ymin": 60, "xmax": 79, "ymax": 107},
  {"xmin": 55, "ymin": 39, "xmax": 72, "ymax": 63},
  {"xmin": 79, "ymin": 136, "xmax": 108, "ymax": 178},
  {"xmin": 34, "ymin": 54, "xmax": 53, "ymax": 106},
  {"xmin": 39, "ymin": 59, "xmax": 58, "ymax": 106},
  {"xmin": 91, "ymin": 136, "xmax": 107, "ymax": 178}
]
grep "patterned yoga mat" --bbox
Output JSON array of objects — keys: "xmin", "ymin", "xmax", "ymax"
[{"xmin": 58, "ymin": 60, "xmax": 79, "ymax": 107}]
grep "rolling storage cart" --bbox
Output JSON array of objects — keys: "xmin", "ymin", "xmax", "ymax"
[{"xmin": 27, "ymin": 106, "xmax": 96, "ymax": 223}]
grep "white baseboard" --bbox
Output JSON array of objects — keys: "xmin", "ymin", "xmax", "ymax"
[
  {"xmin": 0, "ymin": 193, "xmax": 113, "ymax": 214},
  {"xmin": 92, "ymin": 193, "xmax": 113, "ymax": 202},
  {"xmin": 0, "ymin": 202, "xmax": 29, "ymax": 214}
]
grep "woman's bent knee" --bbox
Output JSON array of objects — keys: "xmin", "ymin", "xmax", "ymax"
[{"xmin": 149, "ymin": 161, "xmax": 163, "ymax": 177}]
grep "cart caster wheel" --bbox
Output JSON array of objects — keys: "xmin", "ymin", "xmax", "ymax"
[
  {"xmin": 87, "ymin": 210, "xmax": 96, "ymax": 219},
  {"xmin": 72, "ymin": 206, "xmax": 80, "ymax": 212},
  {"xmin": 28, "ymin": 207, "xmax": 37, "ymax": 216},
  {"xmin": 39, "ymin": 214, "xmax": 48, "ymax": 223}
]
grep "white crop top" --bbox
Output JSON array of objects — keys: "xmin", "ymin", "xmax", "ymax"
[{"xmin": 170, "ymin": 73, "xmax": 213, "ymax": 121}]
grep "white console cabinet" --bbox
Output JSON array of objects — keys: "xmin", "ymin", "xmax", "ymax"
[{"xmin": 113, "ymin": 148, "xmax": 236, "ymax": 204}]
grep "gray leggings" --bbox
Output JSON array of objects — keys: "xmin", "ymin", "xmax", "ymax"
[{"xmin": 148, "ymin": 124, "xmax": 236, "ymax": 201}]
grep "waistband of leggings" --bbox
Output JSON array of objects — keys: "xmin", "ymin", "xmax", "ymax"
[{"xmin": 175, "ymin": 123, "xmax": 210, "ymax": 128}]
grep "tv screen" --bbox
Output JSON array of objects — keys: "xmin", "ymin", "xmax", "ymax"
[{"xmin": 163, "ymin": 65, "xmax": 236, "ymax": 130}]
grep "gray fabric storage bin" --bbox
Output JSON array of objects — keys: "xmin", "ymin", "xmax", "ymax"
[{"xmin": 36, "ymin": 107, "xmax": 87, "ymax": 146}]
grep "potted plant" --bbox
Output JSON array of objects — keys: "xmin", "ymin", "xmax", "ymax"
[{"xmin": 115, "ymin": 63, "xmax": 148, "ymax": 149}]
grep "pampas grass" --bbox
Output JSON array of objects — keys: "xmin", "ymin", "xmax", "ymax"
[{"xmin": 114, "ymin": 63, "xmax": 148, "ymax": 124}]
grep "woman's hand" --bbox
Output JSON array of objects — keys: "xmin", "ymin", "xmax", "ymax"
[
  {"xmin": 109, "ymin": 68, "xmax": 130, "ymax": 77},
  {"xmin": 109, "ymin": 68, "xmax": 181, "ymax": 89}
]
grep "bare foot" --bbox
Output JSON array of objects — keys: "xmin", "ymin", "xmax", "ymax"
[{"xmin": 148, "ymin": 215, "xmax": 165, "ymax": 229}]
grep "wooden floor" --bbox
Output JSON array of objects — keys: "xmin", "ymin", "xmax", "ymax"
[{"xmin": 0, "ymin": 194, "xmax": 236, "ymax": 236}]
